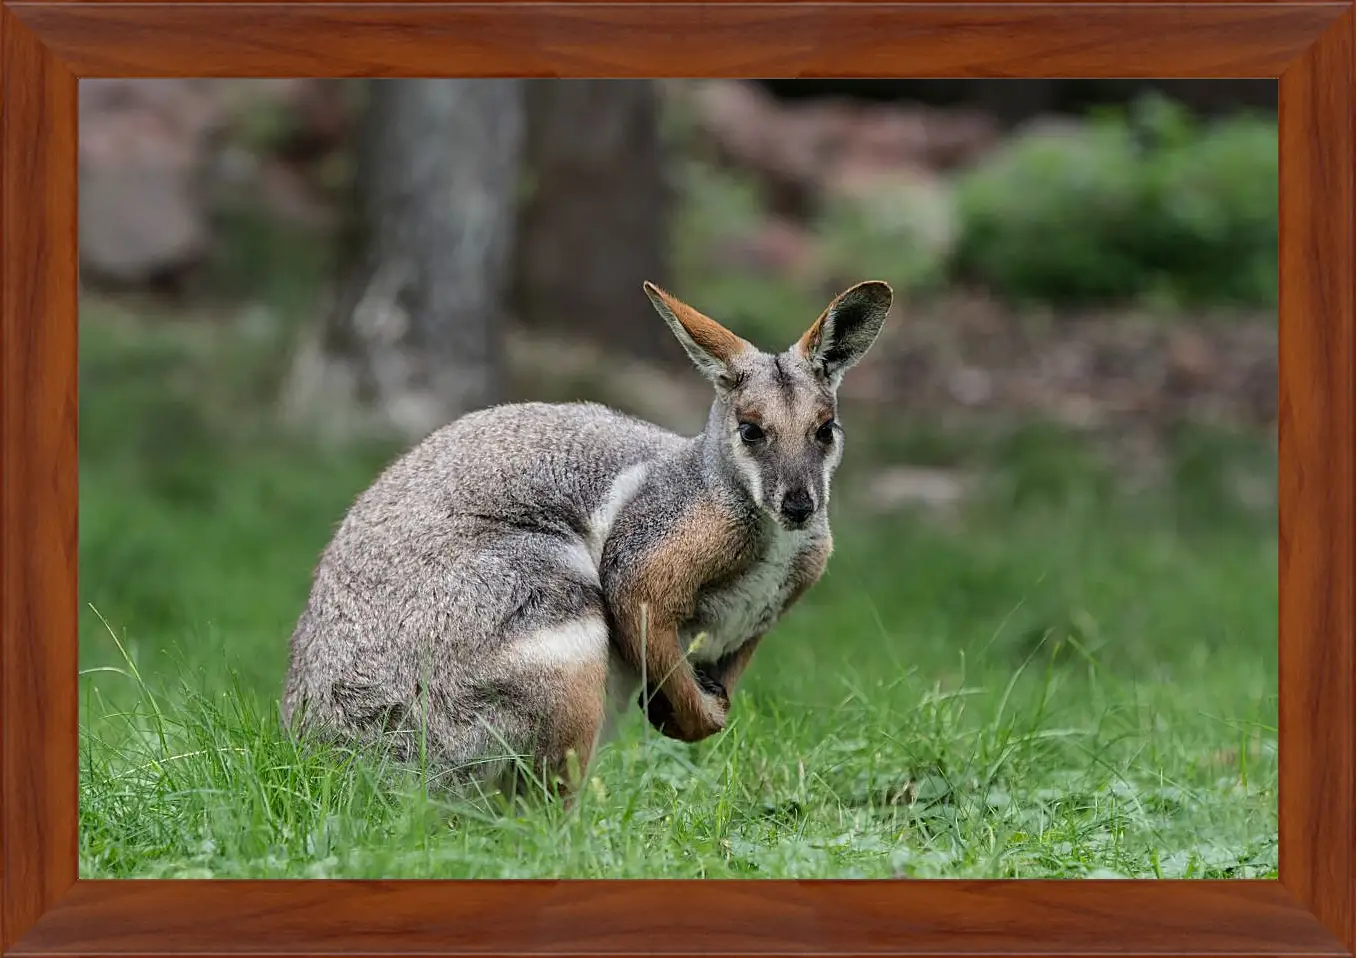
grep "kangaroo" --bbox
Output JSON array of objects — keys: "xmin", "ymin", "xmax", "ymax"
[{"xmin": 281, "ymin": 279, "xmax": 892, "ymax": 800}]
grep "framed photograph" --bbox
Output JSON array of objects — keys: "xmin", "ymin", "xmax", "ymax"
[{"xmin": 1, "ymin": 2, "xmax": 1350, "ymax": 956}]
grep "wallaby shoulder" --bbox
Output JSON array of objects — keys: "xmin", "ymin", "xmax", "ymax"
[{"xmin": 601, "ymin": 467, "xmax": 759, "ymax": 619}]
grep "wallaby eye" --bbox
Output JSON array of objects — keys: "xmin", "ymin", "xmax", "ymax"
[
  {"xmin": 738, "ymin": 422, "xmax": 765, "ymax": 444},
  {"xmin": 815, "ymin": 420, "xmax": 837, "ymax": 444}
]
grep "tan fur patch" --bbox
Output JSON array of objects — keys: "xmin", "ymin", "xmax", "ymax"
[
  {"xmin": 736, "ymin": 391, "xmax": 831, "ymax": 441},
  {"xmin": 645, "ymin": 283, "xmax": 751, "ymax": 366},
  {"xmin": 778, "ymin": 399, "xmax": 834, "ymax": 441},
  {"xmin": 540, "ymin": 657, "xmax": 608, "ymax": 797},
  {"xmin": 611, "ymin": 497, "xmax": 756, "ymax": 739}
]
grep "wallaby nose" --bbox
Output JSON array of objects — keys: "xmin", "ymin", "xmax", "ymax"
[{"xmin": 780, "ymin": 489, "xmax": 815, "ymax": 526}]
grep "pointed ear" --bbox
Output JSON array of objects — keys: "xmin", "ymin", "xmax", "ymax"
[
  {"xmin": 643, "ymin": 281, "xmax": 752, "ymax": 389},
  {"xmin": 796, "ymin": 280, "xmax": 893, "ymax": 388}
]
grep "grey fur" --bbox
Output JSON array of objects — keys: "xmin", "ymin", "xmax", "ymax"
[{"xmin": 282, "ymin": 281, "xmax": 892, "ymax": 796}]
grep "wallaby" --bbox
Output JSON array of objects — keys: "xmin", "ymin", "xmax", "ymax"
[{"xmin": 282, "ymin": 279, "xmax": 893, "ymax": 800}]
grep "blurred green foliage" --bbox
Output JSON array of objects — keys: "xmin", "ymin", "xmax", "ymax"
[
  {"xmin": 814, "ymin": 177, "xmax": 957, "ymax": 298},
  {"xmin": 669, "ymin": 159, "xmax": 823, "ymax": 348},
  {"xmin": 669, "ymin": 93, "xmax": 1276, "ymax": 328},
  {"xmin": 953, "ymin": 96, "xmax": 1277, "ymax": 309}
]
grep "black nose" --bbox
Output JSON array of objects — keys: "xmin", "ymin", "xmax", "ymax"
[{"xmin": 781, "ymin": 490, "xmax": 815, "ymax": 524}]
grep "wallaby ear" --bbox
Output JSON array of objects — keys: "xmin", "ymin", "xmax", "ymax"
[
  {"xmin": 796, "ymin": 280, "xmax": 893, "ymax": 388},
  {"xmin": 643, "ymin": 281, "xmax": 752, "ymax": 389}
]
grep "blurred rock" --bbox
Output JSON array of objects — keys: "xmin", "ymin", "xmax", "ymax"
[
  {"xmin": 80, "ymin": 79, "xmax": 353, "ymax": 288},
  {"xmin": 917, "ymin": 110, "xmax": 1003, "ymax": 170},
  {"xmin": 79, "ymin": 80, "xmax": 226, "ymax": 285},
  {"xmin": 849, "ymin": 105, "xmax": 932, "ymax": 168},
  {"xmin": 843, "ymin": 101, "xmax": 998, "ymax": 173},
  {"xmin": 1166, "ymin": 328, "xmax": 1217, "ymax": 387}
]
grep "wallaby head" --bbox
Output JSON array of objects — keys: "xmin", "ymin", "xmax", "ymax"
[{"xmin": 643, "ymin": 279, "xmax": 893, "ymax": 531}]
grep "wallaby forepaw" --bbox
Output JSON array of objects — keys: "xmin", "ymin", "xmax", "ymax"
[
  {"xmin": 694, "ymin": 666, "xmax": 730, "ymax": 709},
  {"xmin": 669, "ymin": 691, "xmax": 727, "ymax": 743},
  {"xmin": 639, "ymin": 669, "xmax": 729, "ymax": 741}
]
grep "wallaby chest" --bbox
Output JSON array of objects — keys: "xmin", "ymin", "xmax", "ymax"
[{"xmin": 682, "ymin": 525, "xmax": 817, "ymax": 663}]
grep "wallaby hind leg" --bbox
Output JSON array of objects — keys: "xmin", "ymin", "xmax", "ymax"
[
  {"xmin": 540, "ymin": 656, "xmax": 609, "ymax": 801},
  {"xmin": 494, "ymin": 616, "xmax": 611, "ymax": 805},
  {"xmin": 405, "ymin": 695, "xmax": 529, "ymax": 801}
]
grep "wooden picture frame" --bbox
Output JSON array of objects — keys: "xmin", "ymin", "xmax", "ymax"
[{"xmin": 2, "ymin": 2, "xmax": 1351, "ymax": 955}]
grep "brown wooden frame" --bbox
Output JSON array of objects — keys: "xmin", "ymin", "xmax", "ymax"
[{"xmin": 2, "ymin": 1, "xmax": 1351, "ymax": 955}]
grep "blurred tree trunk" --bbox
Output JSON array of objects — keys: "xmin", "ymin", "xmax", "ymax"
[
  {"xmin": 285, "ymin": 79, "xmax": 525, "ymax": 441},
  {"xmin": 512, "ymin": 80, "xmax": 673, "ymax": 362}
]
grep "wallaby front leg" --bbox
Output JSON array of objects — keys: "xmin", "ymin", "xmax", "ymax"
[
  {"xmin": 633, "ymin": 629, "xmax": 761, "ymax": 742},
  {"xmin": 602, "ymin": 497, "xmax": 754, "ymax": 744},
  {"xmin": 622, "ymin": 615, "xmax": 725, "ymax": 743}
]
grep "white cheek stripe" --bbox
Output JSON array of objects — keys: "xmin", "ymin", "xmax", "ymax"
[
  {"xmin": 824, "ymin": 443, "xmax": 843, "ymax": 496},
  {"xmin": 731, "ymin": 437, "xmax": 764, "ymax": 505}
]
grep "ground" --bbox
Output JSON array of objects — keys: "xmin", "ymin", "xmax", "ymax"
[{"xmin": 77, "ymin": 296, "xmax": 1278, "ymax": 880}]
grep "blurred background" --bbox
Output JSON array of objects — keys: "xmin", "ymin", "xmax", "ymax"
[{"xmin": 78, "ymin": 80, "xmax": 1279, "ymax": 878}]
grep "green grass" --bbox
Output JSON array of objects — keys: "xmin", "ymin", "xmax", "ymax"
[{"xmin": 78, "ymin": 299, "xmax": 1278, "ymax": 879}]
